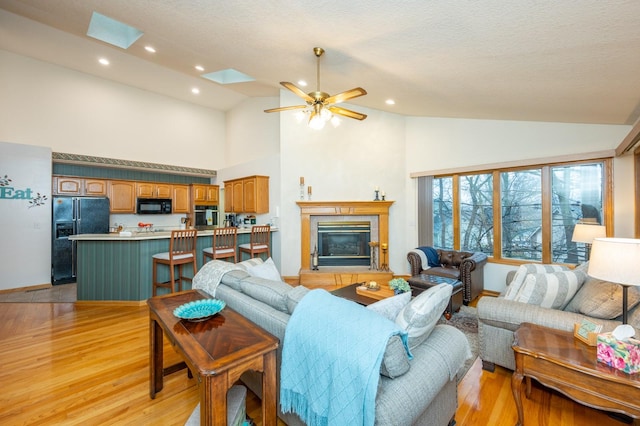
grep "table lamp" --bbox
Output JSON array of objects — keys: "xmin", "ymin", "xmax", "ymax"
[
  {"xmin": 572, "ymin": 223, "xmax": 606, "ymax": 260},
  {"xmin": 588, "ymin": 238, "xmax": 640, "ymax": 324}
]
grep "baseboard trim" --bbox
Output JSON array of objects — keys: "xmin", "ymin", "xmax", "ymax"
[{"xmin": 0, "ymin": 283, "xmax": 52, "ymax": 294}]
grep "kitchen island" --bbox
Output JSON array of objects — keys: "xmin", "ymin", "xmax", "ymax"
[{"xmin": 70, "ymin": 227, "xmax": 277, "ymax": 301}]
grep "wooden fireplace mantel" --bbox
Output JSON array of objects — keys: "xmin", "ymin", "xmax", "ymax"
[{"xmin": 297, "ymin": 201, "xmax": 394, "ymax": 286}]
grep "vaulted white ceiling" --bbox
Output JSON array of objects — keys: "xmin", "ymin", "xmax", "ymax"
[{"xmin": 1, "ymin": 0, "xmax": 640, "ymax": 125}]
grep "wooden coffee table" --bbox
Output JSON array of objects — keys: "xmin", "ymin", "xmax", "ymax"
[
  {"xmin": 512, "ymin": 323, "xmax": 640, "ymax": 426},
  {"xmin": 331, "ymin": 283, "xmax": 383, "ymax": 306},
  {"xmin": 148, "ymin": 289, "xmax": 279, "ymax": 426}
]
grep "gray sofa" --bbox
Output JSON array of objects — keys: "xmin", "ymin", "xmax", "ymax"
[
  {"xmin": 478, "ymin": 262, "xmax": 640, "ymax": 371},
  {"xmin": 193, "ymin": 260, "xmax": 471, "ymax": 426}
]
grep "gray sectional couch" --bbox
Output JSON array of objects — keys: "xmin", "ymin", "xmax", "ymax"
[
  {"xmin": 478, "ymin": 262, "xmax": 640, "ymax": 371},
  {"xmin": 193, "ymin": 259, "xmax": 471, "ymax": 426}
]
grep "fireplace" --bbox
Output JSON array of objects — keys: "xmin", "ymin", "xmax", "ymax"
[
  {"xmin": 317, "ymin": 221, "xmax": 371, "ymax": 266},
  {"xmin": 297, "ymin": 201, "xmax": 394, "ymax": 286}
]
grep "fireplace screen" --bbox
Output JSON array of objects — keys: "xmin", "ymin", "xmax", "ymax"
[{"xmin": 317, "ymin": 221, "xmax": 371, "ymax": 266}]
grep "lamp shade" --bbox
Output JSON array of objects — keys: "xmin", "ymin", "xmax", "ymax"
[
  {"xmin": 571, "ymin": 223, "xmax": 606, "ymax": 244},
  {"xmin": 588, "ymin": 238, "xmax": 640, "ymax": 286}
]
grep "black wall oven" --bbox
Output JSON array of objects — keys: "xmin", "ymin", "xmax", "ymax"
[
  {"xmin": 194, "ymin": 205, "xmax": 218, "ymax": 228},
  {"xmin": 136, "ymin": 198, "xmax": 172, "ymax": 214}
]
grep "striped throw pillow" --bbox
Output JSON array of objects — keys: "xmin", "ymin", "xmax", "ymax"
[
  {"xmin": 504, "ymin": 264, "xmax": 569, "ymax": 300},
  {"xmin": 513, "ymin": 270, "xmax": 587, "ymax": 309}
]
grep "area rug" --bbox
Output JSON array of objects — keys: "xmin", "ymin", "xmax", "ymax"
[{"xmin": 437, "ymin": 305, "xmax": 478, "ymax": 381}]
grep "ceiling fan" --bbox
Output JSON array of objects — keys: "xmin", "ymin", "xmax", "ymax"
[{"xmin": 264, "ymin": 47, "xmax": 367, "ymax": 129}]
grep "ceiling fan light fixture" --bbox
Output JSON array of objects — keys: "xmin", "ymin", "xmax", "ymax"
[
  {"xmin": 320, "ymin": 106, "xmax": 332, "ymax": 121},
  {"xmin": 264, "ymin": 47, "xmax": 367, "ymax": 127},
  {"xmin": 309, "ymin": 112, "xmax": 326, "ymax": 130},
  {"xmin": 294, "ymin": 110, "xmax": 306, "ymax": 123}
]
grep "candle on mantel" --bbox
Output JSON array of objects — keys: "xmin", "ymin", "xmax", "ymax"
[
  {"xmin": 308, "ymin": 186, "xmax": 312, "ymax": 194},
  {"xmin": 381, "ymin": 243, "xmax": 388, "ymax": 250},
  {"xmin": 375, "ymin": 186, "xmax": 379, "ymax": 191},
  {"xmin": 300, "ymin": 176, "xmax": 304, "ymax": 185},
  {"xmin": 381, "ymin": 191, "xmax": 385, "ymax": 197}
]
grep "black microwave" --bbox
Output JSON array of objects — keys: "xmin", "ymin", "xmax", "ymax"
[{"xmin": 136, "ymin": 198, "xmax": 172, "ymax": 214}]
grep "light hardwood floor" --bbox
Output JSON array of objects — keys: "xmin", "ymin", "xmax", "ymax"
[{"xmin": 0, "ymin": 301, "xmax": 631, "ymax": 425}]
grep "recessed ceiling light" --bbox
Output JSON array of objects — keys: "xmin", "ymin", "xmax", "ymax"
[
  {"xmin": 98, "ymin": 58, "xmax": 110, "ymax": 66},
  {"xmin": 385, "ymin": 99, "xmax": 396, "ymax": 105},
  {"xmin": 191, "ymin": 87, "xmax": 200, "ymax": 95},
  {"xmin": 195, "ymin": 65, "xmax": 205, "ymax": 72},
  {"xmin": 298, "ymin": 80, "xmax": 308, "ymax": 87},
  {"xmin": 144, "ymin": 46, "xmax": 156, "ymax": 53}
]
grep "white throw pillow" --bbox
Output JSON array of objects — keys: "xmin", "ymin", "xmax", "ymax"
[
  {"xmin": 367, "ymin": 291, "xmax": 411, "ymax": 322},
  {"xmin": 395, "ymin": 284, "xmax": 452, "ymax": 349},
  {"xmin": 246, "ymin": 257, "xmax": 281, "ymax": 282}
]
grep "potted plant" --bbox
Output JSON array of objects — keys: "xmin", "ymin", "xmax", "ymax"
[{"xmin": 388, "ymin": 278, "xmax": 411, "ymax": 295}]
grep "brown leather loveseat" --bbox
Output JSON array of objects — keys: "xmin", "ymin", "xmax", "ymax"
[{"xmin": 407, "ymin": 248, "xmax": 488, "ymax": 304}]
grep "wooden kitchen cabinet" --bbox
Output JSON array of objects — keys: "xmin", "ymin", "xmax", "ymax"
[
  {"xmin": 224, "ymin": 175, "xmax": 269, "ymax": 214},
  {"xmin": 223, "ymin": 179, "xmax": 245, "ymax": 213},
  {"xmin": 84, "ymin": 179, "xmax": 107, "ymax": 196},
  {"xmin": 232, "ymin": 180, "xmax": 244, "ymax": 213},
  {"xmin": 108, "ymin": 180, "xmax": 136, "ymax": 213},
  {"xmin": 191, "ymin": 184, "xmax": 219, "ymax": 205},
  {"xmin": 243, "ymin": 176, "xmax": 269, "ymax": 213},
  {"xmin": 172, "ymin": 185, "xmax": 190, "ymax": 213},
  {"xmin": 53, "ymin": 176, "xmax": 107, "ymax": 196},
  {"xmin": 136, "ymin": 182, "xmax": 172, "ymax": 198}
]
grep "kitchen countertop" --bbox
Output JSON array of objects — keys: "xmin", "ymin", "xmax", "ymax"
[{"xmin": 69, "ymin": 226, "xmax": 278, "ymax": 241}]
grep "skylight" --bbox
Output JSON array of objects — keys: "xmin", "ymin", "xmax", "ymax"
[
  {"xmin": 201, "ymin": 69, "xmax": 255, "ymax": 84},
  {"xmin": 86, "ymin": 12, "xmax": 143, "ymax": 49}
]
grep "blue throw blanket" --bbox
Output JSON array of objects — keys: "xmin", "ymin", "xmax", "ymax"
[
  {"xmin": 280, "ymin": 289, "xmax": 409, "ymax": 426},
  {"xmin": 418, "ymin": 246, "xmax": 440, "ymax": 267}
]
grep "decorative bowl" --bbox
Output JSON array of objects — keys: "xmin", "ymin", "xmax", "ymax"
[{"xmin": 173, "ymin": 299, "xmax": 226, "ymax": 322}]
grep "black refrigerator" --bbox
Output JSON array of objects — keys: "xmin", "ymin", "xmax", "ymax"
[{"xmin": 52, "ymin": 196, "xmax": 110, "ymax": 284}]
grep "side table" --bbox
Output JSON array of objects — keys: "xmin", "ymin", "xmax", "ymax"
[
  {"xmin": 148, "ymin": 289, "xmax": 279, "ymax": 426},
  {"xmin": 512, "ymin": 322, "xmax": 640, "ymax": 426}
]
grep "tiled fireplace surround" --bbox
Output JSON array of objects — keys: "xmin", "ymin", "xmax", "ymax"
[{"xmin": 297, "ymin": 201, "xmax": 394, "ymax": 286}]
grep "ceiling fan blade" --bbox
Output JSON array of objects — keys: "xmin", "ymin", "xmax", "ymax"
[
  {"xmin": 328, "ymin": 106, "xmax": 367, "ymax": 121},
  {"xmin": 324, "ymin": 87, "xmax": 367, "ymax": 105},
  {"xmin": 264, "ymin": 105, "xmax": 307, "ymax": 113},
  {"xmin": 280, "ymin": 82, "xmax": 314, "ymax": 103}
]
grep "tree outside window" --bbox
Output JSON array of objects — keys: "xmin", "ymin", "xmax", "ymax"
[
  {"xmin": 501, "ymin": 169, "xmax": 542, "ymax": 261},
  {"xmin": 432, "ymin": 177, "xmax": 453, "ymax": 249},
  {"xmin": 460, "ymin": 174, "xmax": 493, "ymax": 255},
  {"xmin": 551, "ymin": 163, "xmax": 603, "ymax": 264}
]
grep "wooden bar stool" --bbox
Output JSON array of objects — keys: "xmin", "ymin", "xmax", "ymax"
[
  {"xmin": 203, "ymin": 227, "xmax": 238, "ymax": 264},
  {"xmin": 152, "ymin": 229, "xmax": 198, "ymax": 296},
  {"xmin": 238, "ymin": 225, "xmax": 271, "ymax": 261}
]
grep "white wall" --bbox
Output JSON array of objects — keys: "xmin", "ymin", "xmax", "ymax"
[
  {"xmin": 222, "ymin": 98, "xmax": 282, "ymax": 268},
  {"xmin": 0, "ymin": 141, "xmax": 52, "ymax": 290},
  {"xmin": 278, "ymin": 91, "xmax": 407, "ymax": 276},
  {"xmin": 404, "ymin": 117, "xmax": 633, "ymax": 291},
  {"xmin": 224, "ymin": 97, "xmax": 280, "ymax": 167},
  {"xmin": 0, "ymin": 49, "xmax": 226, "ymax": 170}
]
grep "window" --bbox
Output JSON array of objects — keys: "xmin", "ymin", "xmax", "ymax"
[
  {"xmin": 551, "ymin": 163, "xmax": 604, "ymax": 264},
  {"xmin": 501, "ymin": 169, "xmax": 542, "ymax": 261},
  {"xmin": 432, "ymin": 177, "xmax": 453, "ymax": 249},
  {"xmin": 421, "ymin": 159, "xmax": 610, "ymax": 265},
  {"xmin": 460, "ymin": 174, "xmax": 493, "ymax": 255}
]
